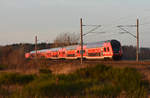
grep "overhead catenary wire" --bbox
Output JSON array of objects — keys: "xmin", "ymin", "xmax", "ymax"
[
  {"xmin": 83, "ymin": 25, "xmax": 101, "ymax": 36},
  {"xmin": 80, "ymin": 10, "xmax": 150, "ymax": 47}
]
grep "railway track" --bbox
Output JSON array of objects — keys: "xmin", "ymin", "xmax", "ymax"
[{"xmin": 40, "ymin": 59, "xmax": 150, "ymax": 66}]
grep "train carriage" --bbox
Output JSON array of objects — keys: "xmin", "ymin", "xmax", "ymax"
[{"xmin": 25, "ymin": 39, "xmax": 122, "ymax": 60}]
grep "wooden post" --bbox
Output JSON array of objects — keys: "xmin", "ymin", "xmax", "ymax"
[
  {"xmin": 136, "ymin": 19, "xmax": 139, "ymax": 62},
  {"xmin": 35, "ymin": 35, "xmax": 37, "ymax": 58},
  {"xmin": 80, "ymin": 18, "xmax": 83, "ymax": 64}
]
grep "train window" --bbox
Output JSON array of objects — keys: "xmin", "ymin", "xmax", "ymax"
[
  {"xmin": 99, "ymin": 53, "xmax": 101, "ymax": 56},
  {"xmin": 47, "ymin": 53, "xmax": 51, "ymax": 56},
  {"xmin": 88, "ymin": 53, "xmax": 100, "ymax": 56},
  {"xmin": 83, "ymin": 50, "xmax": 85, "ymax": 53},
  {"xmin": 67, "ymin": 54, "xmax": 75, "ymax": 57},
  {"xmin": 104, "ymin": 48, "xmax": 106, "ymax": 52},
  {"xmin": 80, "ymin": 50, "xmax": 85, "ymax": 54},
  {"xmin": 111, "ymin": 40, "xmax": 121, "ymax": 51},
  {"xmin": 107, "ymin": 47, "xmax": 110, "ymax": 52},
  {"xmin": 77, "ymin": 50, "xmax": 79, "ymax": 53}
]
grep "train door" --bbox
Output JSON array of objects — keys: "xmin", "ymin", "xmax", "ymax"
[
  {"xmin": 76, "ymin": 50, "xmax": 80, "ymax": 57},
  {"xmin": 103, "ymin": 47, "xmax": 107, "ymax": 56},
  {"xmin": 101, "ymin": 48, "xmax": 103, "ymax": 56},
  {"xmin": 59, "ymin": 48, "xmax": 66, "ymax": 58},
  {"xmin": 107, "ymin": 47, "xmax": 111, "ymax": 56},
  {"xmin": 59, "ymin": 51, "xmax": 63, "ymax": 58},
  {"xmin": 76, "ymin": 49, "xmax": 86, "ymax": 57},
  {"xmin": 62, "ymin": 51, "xmax": 66, "ymax": 57},
  {"xmin": 81, "ymin": 50, "xmax": 86, "ymax": 56}
]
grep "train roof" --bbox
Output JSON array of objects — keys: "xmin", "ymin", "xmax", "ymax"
[
  {"xmin": 65, "ymin": 45, "xmax": 78, "ymax": 50},
  {"xmin": 30, "ymin": 49, "xmax": 50, "ymax": 53},
  {"xmin": 30, "ymin": 48, "xmax": 61, "ymax": 53},
  {"xmin": 85, "ymin": 40, "xmax": 112, "ymax": 44},
  {"xmin": 85, "ymin": 40, "xmax": 112, "ymax": 48},
  {"xmin": 30, "ymin": 51, "xmax": 36, "ymax": 53},
  {"xmin": 38, "ymin": 49, "xmax": 50, "ymax": 52},
  {"xmin": 86, "ymin": 42, "xmax": 104, "ymax": 48},
  {"xmin": 49, "ymin": 47, "xmax": 61, "ymax": 51},
  {"xmin": 29, "ymin": 39, "xmax": 120, "ymax": 53}
]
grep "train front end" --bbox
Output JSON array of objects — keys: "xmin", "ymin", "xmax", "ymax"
[{"xmin": 110, "ymin": 40, "xmax": 122, "ymax": 60}]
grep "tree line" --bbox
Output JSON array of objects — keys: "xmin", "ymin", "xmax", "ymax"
[{"xmin": 122, "ymin": 46, "xmax": 150, "ymax": 60}]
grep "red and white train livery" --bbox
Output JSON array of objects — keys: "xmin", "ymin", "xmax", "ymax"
[{"xmin": 25, "ymin": 40, "xmax": 123, "ymax": 60}]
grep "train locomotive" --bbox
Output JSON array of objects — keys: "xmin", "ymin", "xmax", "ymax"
[{"xmin": 25, "ymin": 39, "xmax": 123, "ymax": 60}]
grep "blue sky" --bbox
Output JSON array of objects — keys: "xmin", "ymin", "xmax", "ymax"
[{"xmin": 0, "ymin": 0, "xmax": 150, "ymax": 47}]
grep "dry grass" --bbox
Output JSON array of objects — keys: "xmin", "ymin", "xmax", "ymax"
[
  {"xmin": 47, "ymin": 60, "xmax": 150, "ymax": 83},
  {"xmin": 0, "ymin": 60, "xmax": 150, "ymax": 97},
  {"xmin": 1, "ymin": 60, "xmax": 150, "ymax": 81}
]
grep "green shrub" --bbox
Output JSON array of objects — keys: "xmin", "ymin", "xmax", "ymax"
[
  {"xmin": 39, "ymin": 68, "xmax": 52, "ymax": 74},
  {"xmin": 57, "ymin": 74, "xmax": 78, "ymax": 82},
  {"xmin": 86, "ymin": 84, "xmax": 121, "ymax": 97},
  {"xmin": 7, "ymin": 64, "xmax": 149, "ymax": 98},
  {"xmin": 75, "ymin": 64, "xmax": 111, "ymax": 79},
  {"xmin": 0, "ymin": 65, "xmax": 7, "ymax": 70},
  {"xmin": 0, "ymin": 73, "xmax": 35, "ymax": 86},
  {"xmin": 74, "ymin": 64, "xmax": 148, "ymax": 97},
  {"xmin": 0, "ymin": 88, "xmax": 10, "ymax": 97},
  {"xmin": 20, "ymin": 79, "xmax": 93, "ymax": 97}
]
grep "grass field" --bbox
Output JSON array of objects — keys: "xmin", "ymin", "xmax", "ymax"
[{"xmin": 0, "ymin": 60, "xmax": 150, "ymax": 97}]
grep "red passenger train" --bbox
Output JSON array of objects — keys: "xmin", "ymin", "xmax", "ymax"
[{"xmin": 25, "ymin": 39, "xmax": 123, "ymax": 60}]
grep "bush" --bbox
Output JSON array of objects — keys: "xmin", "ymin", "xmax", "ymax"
[
  {"xmin": 3, "ymin": 64, "xmax": 149, "ymax": 98},
  {"xmin": 0, "ymin": 65, "xmax": 7, "ymax": 70},
  {"xmin": 39, "ymin": 68, "xmax": 52, "ymax": 74},
  {"xmin": 0, "ymin": 73, "xmax": 35, "ymax": 86},
  {"xmin": 86, "ymin": 84, "xmax": 121, "ymax": 97}
]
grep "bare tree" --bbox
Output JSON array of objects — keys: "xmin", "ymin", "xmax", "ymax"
[{"xmin": 54, "ymin": 32, "xmax": 79, "ymax": 47}]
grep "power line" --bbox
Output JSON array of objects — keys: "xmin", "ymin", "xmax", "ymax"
[
  {"xmin": 140, "ymin": 22, "xmax": 150, "ymax": 26},
  {"xmin": 116, "ymin": 19, "xmax": 139, "ymax": 61},
  {"xmin": 83, "ymin": 25, "xmax": 101, "ymax": 36},
  {"xmin": 83, "ymin": 32, "xmax": 122, "ymax": 43},
  {"xmin": 117, "ymin": 25, "xmax": 136, "ymax": 38}
]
